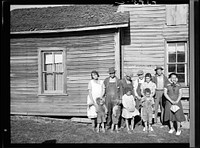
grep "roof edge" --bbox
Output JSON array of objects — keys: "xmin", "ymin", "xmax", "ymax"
[{"xmin": 11, "ymin": 23, "xmax": 128, "ymax": 35}]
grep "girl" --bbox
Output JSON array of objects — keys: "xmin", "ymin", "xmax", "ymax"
[
  {"xmin": 96, "ymin": 97, "xmax": 108, "ymax": 133},
  {"xmin": 140, "ymin": 73, "xmax": 156, "ymax": 98},
  {"xmin": 122, "ymin": 88, "xmax": 139, "ymax": 134},
  {"xmin": 111, "ymin": 100, "xmax": 121, "ymax": 133},
  {"xmin": 87, "ymin": 70, "xmax": 105, "ymax": 131},
  {"xmin": 141, "ymin": 88, "xmax": 155, "ymax": 132},
  {"xmin": 164, "ymin": 73, "xmax": 186, "ymax": 135}
]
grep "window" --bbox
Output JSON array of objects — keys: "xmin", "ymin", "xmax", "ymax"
[
  {"xmin": 166, "ymin": 41, "xmax": 188, "ymax": 86},
  {"xmin": 166, "ymin": 5, "xmax": 188, "ymax": 26},
  {"xmin": 38, "ymin": 48, "xmax": 66, "ymax": 95}
]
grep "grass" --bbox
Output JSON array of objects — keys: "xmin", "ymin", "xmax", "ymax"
[{"xmin": 10, "ymin": 115, "xmax": 189, "ymax": 144}]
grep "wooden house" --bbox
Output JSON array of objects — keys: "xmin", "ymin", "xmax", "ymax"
[{"xmin": 10, "ymin": 4, "xmax": 189, "ymax": 117}]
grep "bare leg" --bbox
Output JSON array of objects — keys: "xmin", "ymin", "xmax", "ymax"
[
  {"xmin": 143, "ymin": 121, "xmax": 148, "ymax": 132},
  {"xmin": 126, "ymin": 119, "xmax": 131, "ymax": 133},
  {"xmin": 96, "ymin": 123, "xmax": 100, "ymax": 133},
  {"xmin": 111, "ymin": 124, "xmax": 114, "ymax": 133},
  {"xmin": 91, "ymin": 119, "xmax": 96, "ymax": 131},
  {"xmin": 169, "ymin": 121, "xmax": 174, "ymax": 129},
  {"xmin": 175, "ymin": 121, "xmax": 182, "ymax": 135},
  {"xmin": 131, "ymin": 117, "xmax": 135, "ymax": 130},
  {"xmin": 102, "ymin": 123, "xmax": 105, "ymax": 133},
  {"xmin": 177, "ymin": 121, "xmax": 181, "ymax": 131},
  {"xmin": 116, "ymin": 124, "xmax": 119, "ymax": 133},
  {"xmin": 168, "ymin": 121, "xmax": 175, "ymax": 133}
]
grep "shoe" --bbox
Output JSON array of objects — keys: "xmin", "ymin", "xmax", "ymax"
[
  {"xmin": 110, "ymin": 130, "xmax": 114, "ymax": 133},
  {"xmin": 116, "ymin": 130, "xmax": 119, "ymax": 133},
  {"xmin": 149, "ymin": 127, "xmax": 154, "ymax": 131},
  {"xmin": 168, "ymin": 128, "xmax": 175, "ymax": 134},
  {"xmin": 127, "ymin": 130, "xmax": 132, "ymax": 134},
  {"xmin": 176, "ymin": 130, "xmax": 181, "ymax": 135}
]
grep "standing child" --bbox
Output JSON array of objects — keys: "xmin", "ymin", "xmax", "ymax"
[
  {"xmin": 96, "ymin": 97, "xmax": 108, "ymax": 133},
  {"xmin": 122, "ymin": 88, "xmax": 139, "ymax": 134},
  {"xmin": 141, "ymin": 88, "xmax": 155, "ymax": 132},
  {"xmin": 111, "ymin": 101, "xmax": 121, "ymax": 133},
  {"xmin": 163, "ymin": 73, "xmax": 186, "ymax": 135}
]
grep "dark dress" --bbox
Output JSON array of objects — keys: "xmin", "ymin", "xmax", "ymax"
[{"xmin": 164, "ymin": 83, "xmax": 186, "ymax": 122}]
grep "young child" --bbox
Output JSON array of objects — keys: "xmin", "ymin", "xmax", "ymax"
[
  {"xmin": 122, "ymin": 88, "xmax": 140, "ymax": 134},
  {"xmin": 96, "ymin": 97, "xmax": 108, "ymax": 133},
  {"xmin": 141, "ymin": 88, "xmax": 155, "ymax": 132},
  {"xmin": 111, "ymin": 100, "xmax": 121, "ymax": 133}
]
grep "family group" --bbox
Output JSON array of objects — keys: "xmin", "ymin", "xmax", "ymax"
[{"xmin": 87, "ymin": 66, "xmax": 186, "ymax": 135}]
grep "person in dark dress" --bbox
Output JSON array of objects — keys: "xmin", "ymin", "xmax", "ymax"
[
  {"xmin": 163, "ymin": 73, "xmax": 186, "ymax": 136},
  {"xmin": 103, "ymin": 67, "xmax": 121, "ymax": 129}
]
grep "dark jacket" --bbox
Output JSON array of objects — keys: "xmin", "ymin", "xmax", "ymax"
[{"xmin": 152, "ymin": 74, "xmax": 169, "ymax": 90}]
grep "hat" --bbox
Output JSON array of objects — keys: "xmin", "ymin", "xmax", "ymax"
[
  {"xmin": 108, "ymin": 67, "xmax": 116, "ymax": 74},
  {"xmin": 125, "ymin": 71, "xmax": 133, "ymax": 77},
  {"xmin": 137, "ymin": 70, "xmax": 144, "ymax": 75},
  {"xmin": 155, "ymin": 66, "xmax": 164, "ymax": 71}
]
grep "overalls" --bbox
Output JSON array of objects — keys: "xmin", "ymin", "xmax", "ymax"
[{"xmin": 105, "ymin": 79, "xmax": 119, "ymax": 127}]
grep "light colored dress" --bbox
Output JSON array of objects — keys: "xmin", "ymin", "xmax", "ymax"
[
  {"xmin": 87, "ymin": 79, "xmax": 104, "ymax": 119},
  {"xmin": 122, "ymin": 94, "xmax": 139, "ymax": 119}
]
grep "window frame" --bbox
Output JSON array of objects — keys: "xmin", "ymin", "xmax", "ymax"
[
  {"xmin": 165, "ymin": 39, "xmax": 189, "ymax": 87},
  {"xmin": 38, "ymin": 47, "xmax": 67, "ymax": 95}
]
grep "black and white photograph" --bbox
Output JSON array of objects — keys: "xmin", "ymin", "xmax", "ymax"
[{"xmin": 1, "ymin": 0, "xmax": 199, "ymax": 147}]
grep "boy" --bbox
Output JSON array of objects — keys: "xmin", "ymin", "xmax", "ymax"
[
  {"xmin": 141, "ymin": 88, "xmax": 155, "ymax": 132},
  {"xmin": 111, "ymin": 101, "xmax": 121, "ymax": 133},
  {"xmin": 96, "ymin": 97, "xmax": 108, "ymax": 133}
]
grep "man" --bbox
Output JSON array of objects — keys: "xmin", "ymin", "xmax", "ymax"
[
  {"xmin": 103, "ymin": 67, "xmax": 122, "ymax": 129},
  {"xmin": 133, "ymin": 70, "xmax": 145, "ymax": 126},
  {"xmin": 133, "ymin": 70, "xmax": 145, "ymax": 110},
  {"xmin": 152, "ymin": 66, "xmax": 169, "ymax": 125}
]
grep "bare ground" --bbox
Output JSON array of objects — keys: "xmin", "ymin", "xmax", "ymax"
[{"xmin": 10, "ymin": 115, "xmax": 189, "ymax": 144}]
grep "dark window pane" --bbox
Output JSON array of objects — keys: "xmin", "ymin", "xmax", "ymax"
[
  {"xmin": 177, "ymin": 74, "xmax": 185, "ymax": 83},
  {"xmin": 169, "ymin": 54, "xmax": 176, "ymax": 62},
  {"xmin": 177, "ymin": 53, "xmax": 185, "ymax": 62},
  {"xmin": 177, "ymin": 64, "xmax": 185, "ymax": 73},
  {"xmin": 44, "ymin": 73, "xmax": 53, "ymax": 91},
  {"xmin": 168, "ymin": 64, "xmax": 176, "ymax": 72}
]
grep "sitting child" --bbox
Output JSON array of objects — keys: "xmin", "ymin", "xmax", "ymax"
[
  {"xmin": 111, "ymin": 100, "xmax": 121, "ymax": 133},
  {"xmin": 122, "ymin": 88, "xmax": 140, "ymax": 134},
  {"xmin": 141, "ymin": 88, "xmax": 155, "ymax": 132},
  {"xmin": 96, "ymin": 97, "xmax": 108, "ymax": 133}
]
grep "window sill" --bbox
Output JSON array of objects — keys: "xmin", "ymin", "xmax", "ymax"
[{"xmin": 38, "ymin": 93, "xmax": 68, "ymax": 96}]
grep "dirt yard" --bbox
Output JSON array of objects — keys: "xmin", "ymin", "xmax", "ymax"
[{"xmin": 10, "ymin": 115, "xmax": 189, "ymax": 144}]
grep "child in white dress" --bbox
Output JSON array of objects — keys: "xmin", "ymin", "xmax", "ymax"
[{"xmin": 122, "ymin": 88, "xmax": 139, "ymax": 134}]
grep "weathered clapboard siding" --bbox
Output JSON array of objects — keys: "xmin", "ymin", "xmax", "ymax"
[
  {"xmin": 10, "ymin": 29, "xmax": 117, "ymax": 116},
  {"xmin": 118, "ymin": 4, "xmax": 189, "ymax": 113},
  {"xmin": 119, "ymin": 5, "xmax": 166, "ymax": 79}
]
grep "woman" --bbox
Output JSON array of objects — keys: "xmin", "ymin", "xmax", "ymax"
[
  {"xmin": 87, "ymin": 70, "xmax": 105, "ymax": 131},
  {"xmin": 163, "ymin": 73, "xmax": 186, "ymax": 136}
]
